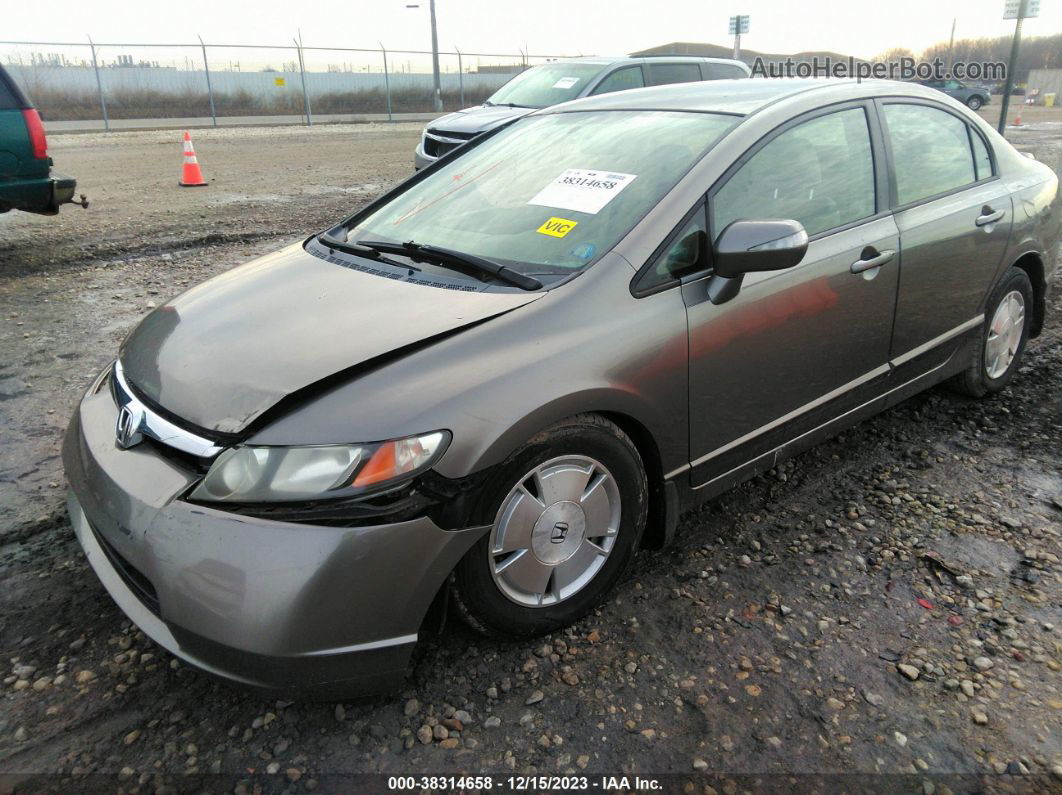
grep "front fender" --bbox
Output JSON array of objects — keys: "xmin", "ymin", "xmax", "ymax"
[{"xmin": 463, "ymin": 386, "xmax": 671, "ymax": 478}]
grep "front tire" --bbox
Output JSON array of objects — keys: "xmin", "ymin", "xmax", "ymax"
[
  {"xmin": 967, "ymin": 95, "xmax": 984, "ymax": 111},
  {"xmin": 451, "ymin": 414, "xmax": 647, "ymax": 639},
  {"xmin": 949, "ymin": 266, "xmax": 1033, "ymax": 397}
]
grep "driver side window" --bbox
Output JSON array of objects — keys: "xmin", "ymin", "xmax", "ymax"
[{"xmin": 712, "ymin": 107, "xmax": 876, "ymax": 240}]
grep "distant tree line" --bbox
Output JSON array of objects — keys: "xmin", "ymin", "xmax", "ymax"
[{"xmin": 875, "ymin": 33, "xmax": 1062, "ymax": 83}]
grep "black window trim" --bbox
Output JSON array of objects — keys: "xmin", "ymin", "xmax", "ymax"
[{"xmin": 875, "ymin": 97, "xmax": 1000, "ymax": 213}]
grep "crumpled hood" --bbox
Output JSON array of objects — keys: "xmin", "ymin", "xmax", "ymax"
[
  {"xmin": 120, "ymin": 242, "xmax": 541, "ymax": 435},
  {"xmin": 429, "ymin": 104, "xmax": 534, "ymax": 135}
]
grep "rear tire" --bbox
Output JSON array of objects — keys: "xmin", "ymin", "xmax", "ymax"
[
  {"xmin": 949, "ymin": 266, "xmax": 1033, "ymax": 397},
  {"xmin": 451, "ymin": 414, "xmax": 647, "ymax": 639},
  {"xmin": 967, "ymin": 95, "xmax": 984, "ymax": 111}
]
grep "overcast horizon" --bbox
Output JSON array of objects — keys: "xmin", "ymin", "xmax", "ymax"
[{"xmin": 4, "ymin": 0, "xmax": 1061, "ymax": 60}]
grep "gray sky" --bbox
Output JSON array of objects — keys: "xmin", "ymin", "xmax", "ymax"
[{"xmin": 6, "ymin": 0, "xmax": 1061, "ymax": 59}]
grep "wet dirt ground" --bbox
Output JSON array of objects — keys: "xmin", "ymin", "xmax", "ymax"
[{"xmin": 0, "ymin": 122, "xmax": 1060, "ymax": 793}]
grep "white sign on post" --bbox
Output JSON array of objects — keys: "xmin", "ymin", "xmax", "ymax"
[
  {"xmin": 728, "ymin": 14, "xmax": 750, "ymax": 34},
  {"xmin": 1004, "ymin": 0, "xmax": 1039, "ymax": 19}
]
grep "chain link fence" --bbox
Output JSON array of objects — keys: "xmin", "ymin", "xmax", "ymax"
[{"xmin": 0, "ymin": 39, "xmax": 576, "ymax": 129}]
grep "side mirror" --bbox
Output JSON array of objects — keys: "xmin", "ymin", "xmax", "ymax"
[{"xmin": 707, "ymin": 219, "xmax": 808, "ymax": 305}]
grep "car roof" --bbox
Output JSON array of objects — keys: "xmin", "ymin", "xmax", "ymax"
[{"xmin": 540, "ymin": 78, "xmax": 950, "ymax": 116}]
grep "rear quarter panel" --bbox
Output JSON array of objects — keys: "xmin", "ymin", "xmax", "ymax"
[{"xmin": 993, "ymin": 130, "xmax": 1061, "ymax": 292}]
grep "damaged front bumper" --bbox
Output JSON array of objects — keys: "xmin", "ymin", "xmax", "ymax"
[{"xmin": 62, "ymin": 383, "xmax": 488, "ymax": 698}]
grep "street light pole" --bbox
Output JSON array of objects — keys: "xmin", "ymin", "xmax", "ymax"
[
  {"xmin": 998, "ymin": 0, "xmax": 1028, "ymax": 134},
  {"xmin": 428, "ymin": 0, "xmax": 442, "ymax": 111},
  {"xmin": 406, "ymin": 2, "xmax": 443, "ymax": 112},
  {"xmin": 948, "ymin": 17, "xmax": 956, "ymax": 70}
]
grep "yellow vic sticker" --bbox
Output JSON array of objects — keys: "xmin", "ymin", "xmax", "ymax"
[{"xmin": 537, "ymin": 217, "xmax": 578, "ymax": 238}]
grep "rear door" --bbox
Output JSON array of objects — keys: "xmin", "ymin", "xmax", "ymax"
[
  {"xmin": 879, "ymin": 100, "xmax": 1013, "ymax": 369},
  {"xmin": 685, "ymin": 102, "xmax": 899, "ymax": 485}
]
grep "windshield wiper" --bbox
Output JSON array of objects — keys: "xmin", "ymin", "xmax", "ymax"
[
  {"xmin": 355, "ymin": 239, "xmax": 542, "ymax": 291},
  {"xmin": 317, "ymin": 231, "xmax": 416, "ymax": 270}
]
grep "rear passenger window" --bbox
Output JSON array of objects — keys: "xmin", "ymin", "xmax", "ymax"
[
  {"xmin": 712, "ymin": 107, "xmax": 876, "ymax": 239},
  {"xmin": 703, "ymin": 64, "xmax": 747, "ymax": 80},
  {"xmin": 591, "ymin": 66, "xmax": 644, "ymax": 95},
  {"xmin": 884, "ymin": 104, "xmax": 977, "ymax": 205},
  {"xmin": 646, "ymin": 63, "xmax": 702, "ymax": 87},
  {"xmin": 971, "ymin": 130, "xmax": 993, "ymax": 180}
]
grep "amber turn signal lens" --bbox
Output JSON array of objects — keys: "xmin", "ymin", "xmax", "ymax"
[{"xmin": 352, "ymin": 432, "xmax": 446, "ymax": 488}]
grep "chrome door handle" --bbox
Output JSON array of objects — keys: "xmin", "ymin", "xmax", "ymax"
[
  {"xmin": 850, "ymin": 249, "xmax": 895, "ymax": 274},
  {"xmin": 975, "ymin": 208, "xmax": 1005, "ymax": 227}
]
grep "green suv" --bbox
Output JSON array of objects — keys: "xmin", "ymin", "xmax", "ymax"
[{"xmin": 0, "ymin": 64, "xmax": 84, "ymax": 215}]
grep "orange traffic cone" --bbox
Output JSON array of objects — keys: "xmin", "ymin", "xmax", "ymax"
[
  {"xmin": 179, "ymin": 131, "xmax": 207, "ymax": 187},
  {"xmin": 1013, "ymin": 111, "xmax": 1022, "ymax": 126}
]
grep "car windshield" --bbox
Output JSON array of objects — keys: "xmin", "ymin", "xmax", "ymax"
[
  {"xmin": 486, "ymin": 63, "xmax": 610, "ymax": 108},
  {"xmin": 345, "ymin": 110, "xmax": 740, "ymax": 277}
]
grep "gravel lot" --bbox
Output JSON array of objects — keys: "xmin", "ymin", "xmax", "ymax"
[{"xmin": 0, "ymin": 122, "xmax": 1060, "ymax": 792}]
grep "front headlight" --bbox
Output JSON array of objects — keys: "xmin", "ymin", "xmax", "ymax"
[{"xmin": 189, "ymin": 431, "xmax": 450, "ymax": 503}]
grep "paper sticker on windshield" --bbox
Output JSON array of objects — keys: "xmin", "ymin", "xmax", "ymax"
[
  {"xmin": 528, "ymin": 169, "xmax": 637, "ymax": 215},
  {"xmin": 552, "ymin": 77, "xmax": 581, "ymax": 89},
  {"xmin": 537, "ymin": 217, "xmax": 578, "ymax": 238}
]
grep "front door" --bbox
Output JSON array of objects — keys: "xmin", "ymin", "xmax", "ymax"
[{"xmin": 685, "ymin": 103, "xmax": 899, "ymax": 486}]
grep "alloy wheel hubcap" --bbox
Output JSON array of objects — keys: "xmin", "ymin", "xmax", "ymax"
[
  {"xmin": 489, "ymin": 455, "xmax": 621, "ymax": 607},
  {"xmin": 985, "ymin": 290, "xmax": 1025, "ymax": 379}
]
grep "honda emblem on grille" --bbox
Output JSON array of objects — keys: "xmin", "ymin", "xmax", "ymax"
[
  {"xmin": 114, "ymin": 404, "xmax": 144, "ymax": 449},
  {"xmin": 550, "ymin": 521, "xmax": 569, "ymax": 544}
]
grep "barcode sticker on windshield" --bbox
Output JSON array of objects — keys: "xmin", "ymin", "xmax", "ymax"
[
  {"xmin": 527, "ymin": 169, "xmax": 637, "ymax": 215},
  {"xmin": 552, "ymin": 77, "xmax": 581, "ymax": 89}
]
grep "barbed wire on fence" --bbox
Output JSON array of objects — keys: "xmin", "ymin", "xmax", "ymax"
[{"xmin": 0, "ymin": 37, "xmax": 583, "ymax": 128}]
